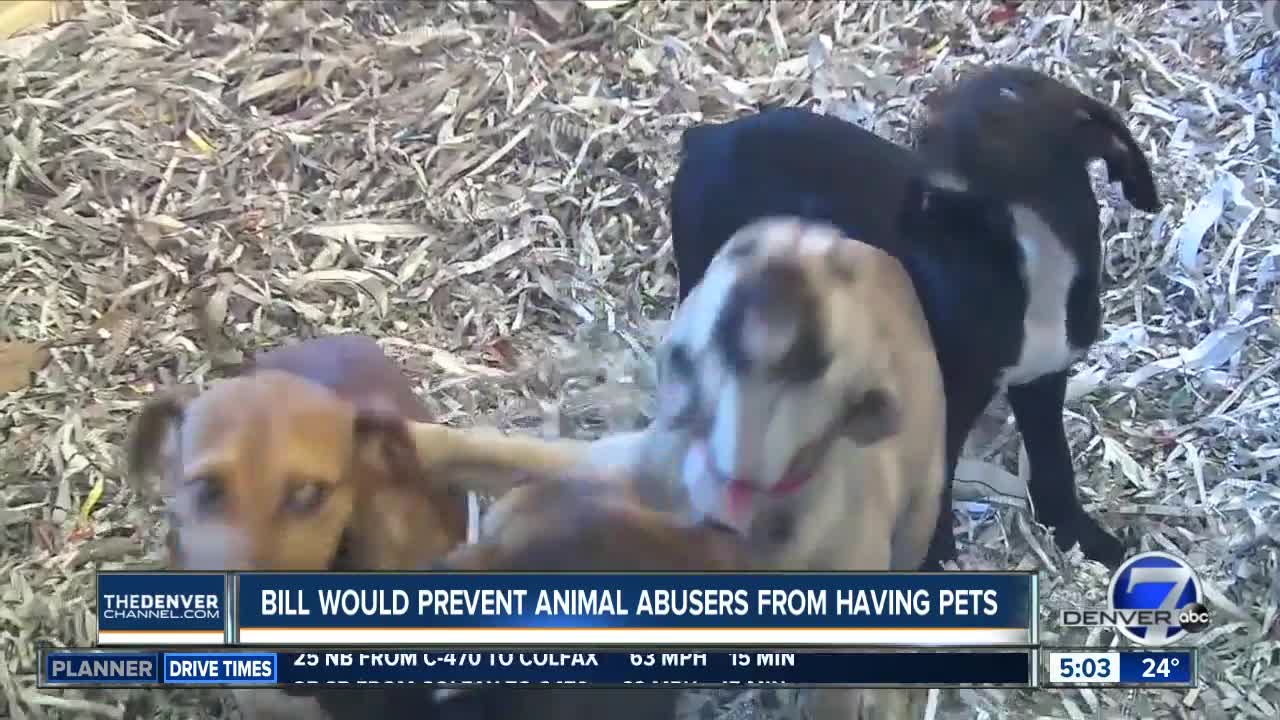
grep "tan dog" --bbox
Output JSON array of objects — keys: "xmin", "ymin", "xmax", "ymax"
[
  {"xmin": 279, "ymin": 472, "xmax": 753, "ymax": 720},
  {"xmin": 387, "ymin": 212, "xmax": 953, "ymax": 718},
  {"xmin": 402, "ymin": 214, "xmax": 947, "ymax": 570}
]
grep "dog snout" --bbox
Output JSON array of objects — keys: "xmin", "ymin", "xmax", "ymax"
[
  {"xmin": 171, "ymin": 524, "xmax": 252, "ymax": 570},
  {"xmin": 715, "ymin": 261, "xmax": 831, "ymax": 383},
  {"xmin": 700, "ymin": 506, "xmax": 753, "ymax": 538}
]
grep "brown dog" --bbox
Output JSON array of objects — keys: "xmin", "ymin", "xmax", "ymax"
[
  {"xmin": 280, "ymin": 472, "xmax": 753, "ymax": 720},
  {"xmin": 126, "ymin": 335, "xmax": 628, "ymax": 720},
  {"xmin": 126, "ymin": 335, "xmax": 508, "ymax": 720},
  {"xmin": 125, "ymin": 332, "xmax": 605, "ymax": 571},
  {"xmin": 126, "ymin": 334, "xmax": 480, "ymax": 572}
]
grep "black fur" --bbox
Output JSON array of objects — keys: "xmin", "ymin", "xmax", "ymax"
[
  {"xmin": 669, "ymin": 67, "xmax": 1159, "ymax": 569},
  {"xmin": 713, "ymin": 262, "xmax": 831, "ymax": 383}
]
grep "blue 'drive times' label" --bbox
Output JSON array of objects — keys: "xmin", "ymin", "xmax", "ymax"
[{"xmin": 163, "ymin": 653, "xmax": 277, "ymax": 684}]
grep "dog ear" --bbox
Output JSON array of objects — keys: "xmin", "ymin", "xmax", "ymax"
[
  {"xmin": 841, "ymin": 387, "xmax": 902, "ymax": 446},
  {"xmin": 124, "ymin": 391, "xmax": 191, "ymax": 492},
  {"xmin": 352, "ymin": 411, "xmax": 429, "ymax": 489},
  {"xmin": 1072, "ymin": 98, "xmax": 1160, "ymax": 212}
]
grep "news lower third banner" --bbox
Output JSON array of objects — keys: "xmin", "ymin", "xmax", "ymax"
[
  {"xmin": 40, "ymin": 648, "xmax": 1037, "ymax": 688},
  {"xmin": 96, "ymin": 571, "xmax": 1035, "ymax": 647}
]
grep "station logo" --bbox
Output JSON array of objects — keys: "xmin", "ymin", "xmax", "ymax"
[{"xmin": 1060, "ymin": 551, "xmax": 1209, "ymax": 647}]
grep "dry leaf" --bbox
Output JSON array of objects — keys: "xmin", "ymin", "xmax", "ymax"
[
  {"xmin": 1121, "ymin": 322, "xmax": 1256, "ymax": 389},
  {"xmin": 186, "ymin": 128, "xmax": 216, "ymax": 156},
  {"xmin": 66, "ymin": 524, "xmax": 95, "ymax": 543},
  {"xmin": 988, "ymin": 3, "xmax": 1020, "ymax": 24},
  {"xmin": 238, "ymin": 67, "xmax": 310, "ymax": 105},
  {"xmin": 0, "ymin": 341, "xmax": 50, "ymax": 393},
  {"xmin": 303, "ymin": 221, "xmax": 434, "ymax": 244},
  {"xmin": 1174, "ymin": 175, "xmax": 1228, "ymax": 271},
  {"xmin": 483, "ymin": 338, "xmax": 519, "ymax": 370},
  {"xmin": 288, "ymin": 269, "xmax": 392, "ymax": 317},
  {"xmin": 1102, "ymin": 436, "xmax": 1150, "ymax": 489},
  {"xmin": 79, "ymin": 476, "xmax": 106, "ymax": 521},
  {"xmin": 532, "ymin": 0, "xmax": 575, "ymax": 27},
  {"xmin": 30, "ymin": 520, "xmax": 59, "ymax": 554}
]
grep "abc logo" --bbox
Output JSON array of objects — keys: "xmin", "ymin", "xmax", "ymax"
[
  {"xmin": 1178, "ymin": 602, "xmax": 1211, "ymax": 633},
  {"xmin": 1108, "ymin": 551, "xmax": 1206, "ymax": 647}
]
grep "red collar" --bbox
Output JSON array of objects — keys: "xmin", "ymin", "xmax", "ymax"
[{"xmin": 721, "ymin": 431, "xmax": 834, "ymax": 517}]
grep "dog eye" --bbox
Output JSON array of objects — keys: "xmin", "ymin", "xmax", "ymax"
[
  {"xmin": 656, "ymin": 380, "xmax": 694, "ymax": 428},
  {"xmin": 657, "ymin": 345, "xmax": 704, "ymax": 429},
  {"xmin": 188, "ymin": 474, "xmax": 226, "ymax": 514},
  {"xmin": 282, "ymin": 481, "xmax": 331, "ymax": 515},
  {"xmin": 665, "ymin": 344, "xmax": 694, "ymax": 379}
]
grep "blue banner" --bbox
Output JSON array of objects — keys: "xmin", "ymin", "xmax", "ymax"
[
  {"xmin": 39, "ymin": 648, "xmax": 1033, "ymax": 688},
  {"xmin": 163, "ymin": 652, "xmax": 278, "ymax": 684},
  {"xmin": 1118, "ymin": 650, "xmax": 1194, "ymax": 685},
  {"xmin": 233, "ymin": 572, "xmax": 1036, "ymax": 647},
  {"xmin": 97, "ymin": 572, "xmax": 228, "ymax": 646}
]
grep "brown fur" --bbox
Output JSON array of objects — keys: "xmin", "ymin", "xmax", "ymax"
[
  {"xmin": 125, "ymin": 335, "xmax": 469, "ymax": 572},
  {"xmin": 281, "ymin": 474, "xmax": 752, "ymax": 720},
  {"xmin": 448, "ymin": 475, "xmax": 752, "ymax": 572},
  {"xmin": 125, "ymin": 336, "xmax": 486, "ymax": 720}
]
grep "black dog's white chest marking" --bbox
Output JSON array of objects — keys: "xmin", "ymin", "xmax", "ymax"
[{"xmin": 1000, "ymin": 206, "xmax": 1082, "ymax": 387}]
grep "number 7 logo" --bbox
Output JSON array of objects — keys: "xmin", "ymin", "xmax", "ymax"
[{"xmin": 1109, "ymin": 551, "xmax": 1202, "ymax": 646}]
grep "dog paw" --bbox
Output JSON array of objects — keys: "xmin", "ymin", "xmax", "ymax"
[
  {"xmin": 1055, "ymin": 515, "xmax": 1125, "ymax": 568},
  {"xmin": 919, "ymin": 541, "xmax": 956, "ymax": 571},
  {"xmin": 916, "ymin": 556, "xmax": 947, "ymax": 572}
]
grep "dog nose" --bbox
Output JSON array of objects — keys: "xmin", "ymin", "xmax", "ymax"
[
  {"xmin": 714, "ymin": 261, "xmax": 830, "ymax": 383},
  {"xmin": 701, "ymin": 507, "xmax": 752, "ymax": 537},
  {"xmin": 697, "ymin": 516, "xmax": 744, "ymax": 537}
]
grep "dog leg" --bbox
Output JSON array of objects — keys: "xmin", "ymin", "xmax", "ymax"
[
  {"xmin": 1007, "ymin": 370, "xmax": 1124, "ymax": 567},
  {"xmin": 919, "ymin": 456, "xmax": 959, "ymax": 570},
  {"xmin": 920, "ymin": 384, "xmax": 999, "ymax": 570},
  {"xmin": 402, "ymin": 423, "xmax": 589, "ymax": 485},
  {"xmin": 402, "ymin": 422, "xmax": 649, "ymax": 495},
  {"xmin": 891, "ymin": 461, "xmax": 945, "ymax": 572}
]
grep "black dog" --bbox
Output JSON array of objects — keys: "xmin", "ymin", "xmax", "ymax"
[{"xmin": 668, "ymin": 65, "xmax": 1159, "ymax": 569}]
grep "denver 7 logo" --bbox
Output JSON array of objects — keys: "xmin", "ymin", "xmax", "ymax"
[{"xmin": 1109, "ymin": 552, "xmax": 1202, "ymax": 646}]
